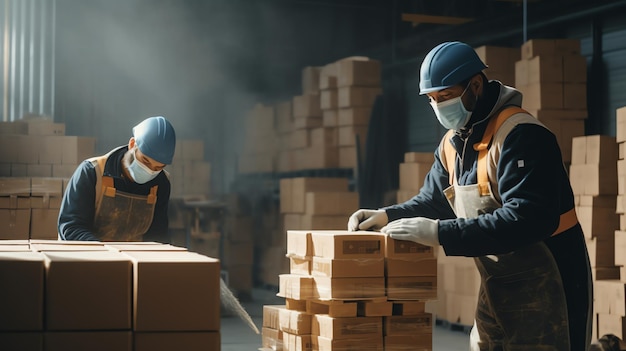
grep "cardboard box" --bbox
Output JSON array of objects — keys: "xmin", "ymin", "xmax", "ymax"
[
  {"xmin": 0, "ymin": 251, "xmax": 45, "ymax": 330},
  {"xmin": 576, "ymin": 205, "xmax": 619, "ymax": 238},
  {"xmin": 134, "ymin": 332, "xmax": 220, "ymax": 351},
  {"xmin": 40, "ymin": 136, "xmax": 65, "ymax": 164},
  {"xmin": 524, "ymin": 55, "xmax": 564, "ymax": 84},
  {"xmin": 0, "ymin": 332, "xmax": 43, "ymax": 350},
  {"xmin": 617, "ymin": 107, "xmax": 626, "ymax": 143},
  {"xmin": 31, "ymin": 243, "xmax": 108, "ymax": 252},
  {"xmin": 31, "ymin": 177, "xmax": 63, "ymax": 197},
  {"xmin": 337, "ymin": 59, "xmax": 381, "ymax": 87},
  {"xmin": 312, "ymin": 335, "xmax": 383, "ymax": 351},
  {"xmin": 52, "ymin": 164, "xmax": 78, "ymax": 178},
  {"xmin": 314, "ymin": 276, "xmax": 385, "ymax": 299},
  {"xmin": 44, "ymin": 251, "xmax": 132, "ymax": 330},
  {"xmin": 597, "ymin": 314, "xmax": 626, "ymax": 340},
  {"xmin": 290, "ymin": 177, "xmax": 349, "ymax": 213},
  {"xmin": 287, "ymin": 230, "xmax": 312, "ymax": 257},
  {"xmin": 312, "ymin": 315, "xmax": 382, "ymax": 339},
  {"xmin": 0, "ymin": 177, "xmax": 30, "ymax": 196},
  {"xmin": 310, "ymin": 127, "xmax": 338, "ymax": 147},
  {"xmin": 263, "ymin": 305, "xmax": 285, "ymax": 329},
  {"xmin": 518, "ymin": 82, "xmax": 563, "ymax": 110},
  {"xmin": 322, "ymin": 109, "xmax": 338, "ymax": 127},
  {"xmin": 320, "ymin": 89, "xmax": 338, "ymax": 110},
  {"xmin": 124, "ymin": 251, "xmax": 220, "ymax": 331},
  {"xmin": 338, "ymin": 107, "xmax": 371, "ymax": 126},
  {"xmin": 305, "ymin": 191, "xmax": 358, "ymax": 216},
  {"xmin": 302, "ymin": 66, "xmax": 321, "ymax": 94},
  {"xmin": 338, "ymin": 125, "xmax": 367, "ymax": 148},
  {"xmin": 319, "ymin": 62, "xmax": 339, "ymax": 90},
  {"xmin": 338, "ymin": 86, "xmax": 381, "ymax": 108},
  {"xmin": 30, "ymin": 208, "xmax": 61, "ymax": 239},
  {"xmin": 399, "ymin": 162, "xmax": 431, "ymax": 191},
  {"xmin": 594, "ymin": 280, "xmax": 626, "ymax": 316},
  {"xmin": 13, "ymin": 118, "xmax": 65, "ymax": 136},
  {"xmin": 527, "ymin": 108, "xmax": 588, "ymax": 121},
  {"xmin": 563, "ymin": 82, "xmax": 587, "ymax": 110},
  {"xmin": 278, "ymin": 274, "xmax": 315, "ymax": 300},
  {"xmin": 404, "ymin": 152, "xmax": 434, "ymax": 164},
  {"xmin": 386, "ymin": 276, "xmax": 437, "ymax": 300},
  {"xmin": 0, "ymin": 196, "xmax": 31, "ymax": 209},
  {"xmin": 384, "ymin": 236, "xmax": 435, "ymax": 259},
  {"xmin": 0, "ymin": 209, "xmax": 31, "ymax": 239},
  {"xmin": 563, "ymin": 54, "xmax": 587, "ymax": 83},
  {"xmin": 391, "ymin": 301, "xmax": 426, "ymax": 316},
  {"xmin": 44, "ymin": 331, "xmax": 132, "ymax": 351},
  {"xmin": 293, "ymin": 94, "xmax": 322, "ymax": 118},
  {"xmin": 311, "ymin": 257, "xmax": 384, "ymax": 278},
  {"xmin": 282, "ymin": 333, "xmax": 311, "ymax": 351},
  {"xmin": 61, "ymin": 136, "xmax": 96, "ymax": 165},
  {"xmin": 300, "ymin": 214, "xmax": 348, "ymax": 230},
  {"xmin": 385, "ymin": 257, "xmax": 437, "ymax": 277},
  {"xmin": 339, "ymin": 146, "xmax": 358, "ymax": 168},
  {"xmin": 569, "ymin": 164, "xmax": 617, "ymax": 196},
  {"xmin": 27, "ymin": 164, "xmax": 52, "ymax": 177},
  {"xmin": 289, "ymin": 256, "xmax": 311, "ymax": 275},
  {"xmin": 276, "ymin": 101, "xmax": 293, "ymax": 134},
  {"xmin": 310, "ymin": 231, "xmax": 384, "ymax": 259},
  {"xmin": 384, "ymin": 314, "xmax": 432, "ymax": 336},
  {"xmin": 293, "ymin": 116, "xmax": 322, "ymax": 130},
  {"xmin": 279, "ymin": 308, "xmax": 312, "ymax": 335},
  {"xmin": 521, "ymin": 39, "xmax": 580, "ymax": 60}
]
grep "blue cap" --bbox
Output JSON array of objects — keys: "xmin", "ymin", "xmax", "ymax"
[
  {"xmin": 132, "ymin": 116, "xmax": 176, "ymax": 164},
  {"xmin": 419, "ymin": 41, "xmax": 487, "ymax": 94}
]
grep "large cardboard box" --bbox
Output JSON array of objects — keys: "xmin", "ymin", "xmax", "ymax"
[
  {"xmin": 0, "ymin": 251, "xmax": 45, "ymax": 331},
  {"xmin": 0, "ymin": 177, "xmax": 31, "ymax": 196},
  {"xmin": 597, "ymin": 314, "xmax": 626, "ymax": 340},
  {"xmin": 293, "ymin": 94, "xmax": 322, "ymax": 118},
  {"xmin": 338, "ymin": 86, "xmax": 381, "ymax": 108},
  {"xmin": 339, "ymin": 146, "xmax": 358, "ymax": 168},
  {"xmin": 311, "ymin": 257, "xmax": 384, "ymax": 278},
  {"xmin": 518, "ymin": 82, "xmax": 563, "ymax": 110},
  {"xmin": 521, "ymin": 39, "xmax": 580, "ymax": 60},
  {"xmin": 399, "ymin": 162, "xmax": 431, "ymax": 191},
  {"xmin": 13, "ymin": 119, "xmax": 65, "ymax": 136},
  {"xmin": 312, "ymin": 315, "xmax": 382, "ymax": 339},
  {"xmin": 314, "ymin": 276, "xmax": 385, "ymax": 299},
  {"xmin": 44, "ymin": 251, "xmax": 132, "ymax": 330},
  {"xmin": 30, "ymin": 208, "xmax": 60, "ymax": 239},
  {"xmin": 0, "ymin": 332, "xmax": 43, "ymax": 351},
  {"xmin": 61, "ymin": 136, "xmax": 96, "ymax": 165},
  {"xmin": 17, "ymin": 136, "xmax": 42, "ymax": 164},
  {"xmin": 384, "ymin": 236, "xmax": 435, "ymax": 259},
  {"xmin": 384, "ymin": 313, "xmax": 433, "ymax": 335},
  {"xmin": 563, "ymin": 82, "xmax": 587, "ymax": 110},
  {"xmin": 337, "ymin": 59, "xmax": 381, "ymax": 87},
  {"xmin": 310, "ymin": 231, "xmax": 384, "ymax": 259},
  {"xmin": 305, "ymin": 191, "xmax": 358, "ymax": 216},
  {"xmin": 290, "ymin": 178, "xmax": 349, "ymax": 213},
  {"xmin": 124, "ymin": 251, "xmax": 220, "ymax": 331},
  {"xmin": 44, "ymin": 331, "xmax": 132, "ymax": 351},
  {"xmin": 134, "ymin": 332, "xmax": 220, "ymax": 351},
  {"xmin": 279, "ymin": 308, "xmax": 312, "ymax": 335},
  {"xmin": 40, "ymin": 136, "xmax": 64, "ymax": 164},
  {"xmin": 0, "ymin": 209, "xmax": 31, "ymax": 239},
  {"xmin": 569, "ymin": 164, "xmax": 617, "ymax": 196}
]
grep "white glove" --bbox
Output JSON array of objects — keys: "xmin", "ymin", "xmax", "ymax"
[
  {"xmin": 381, "ymin": 217, "xmax": 440, "ymax": 247},
  {"xmin": 347, "ymin": 209, "xmax": 389, "ymax": 231}
]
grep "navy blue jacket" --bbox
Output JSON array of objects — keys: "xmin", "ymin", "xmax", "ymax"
[{"xmin": 57, "ymin": 146, "xmax": 171, "ymax": 243}]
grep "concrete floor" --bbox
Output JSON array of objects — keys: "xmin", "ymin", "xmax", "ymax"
[{"xmin": 221, "ymin": 288, "xmax": 469, "ymax": 351}]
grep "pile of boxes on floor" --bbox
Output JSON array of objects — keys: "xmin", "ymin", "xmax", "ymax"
[
  {"xmin": 0, "ymin": 117, "xmax": 95, "ymax": 240},
  {"xmin": 238, "ymin": 57, "xmax": 381, "ymax": 174},
  {"xmin": 0, "ymin": 240, "xmax": 220, "ymax": 350},
  {"xmin": 261, "ymin": 230, "xmax": 437, "ymax": 351},
  {"xmin": 587, "ymin": 106, "xmax": 626, "ymax": 339}
]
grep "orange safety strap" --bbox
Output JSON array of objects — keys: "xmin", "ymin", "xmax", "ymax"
[
  {"xmin": 102, "ymin": 176, "xmax": 116, "ymax": 197},
  {"xmin": 147, "ymin": 185, "xmax": 158, "ymax": 205}
]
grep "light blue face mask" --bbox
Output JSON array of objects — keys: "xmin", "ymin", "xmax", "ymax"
[
  {"xmin": 430, "ymin": 83, "xmax": 473, "ymax": 130},
  {"xmin": 128, "ymin": 149, "xmax": 161, "ymax": 184}
]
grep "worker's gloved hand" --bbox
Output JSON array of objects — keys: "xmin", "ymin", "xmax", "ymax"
[
  {"xmin": 381, "ymin": 217, "xmax": 440, "ymax": 247},
  {"xmin": 347, "ymin": 209, "xmax": 388, "ymax": 231}
]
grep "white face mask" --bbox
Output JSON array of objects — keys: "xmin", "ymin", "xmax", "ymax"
[
  {"xmin": 430, "ymin": 83, "xmax": 473, "ymax": 130},
  {"xmin": 127, "ymin": 149, "xmax": 161, "ymax": 184}
]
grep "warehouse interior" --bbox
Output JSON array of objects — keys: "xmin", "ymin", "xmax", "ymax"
[{"xmin": 3, "ymin": 0, "xmax": 626, "ymax": 350}]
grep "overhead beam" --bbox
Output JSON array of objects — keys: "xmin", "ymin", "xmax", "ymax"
[{"xmin": 401, "ymin": 13, "xmax": 474, "ymax": 26}]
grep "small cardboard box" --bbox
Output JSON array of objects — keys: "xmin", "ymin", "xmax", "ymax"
[
  {"xmin": 338, "ymin": 125, "xmax": 367, "ymax": 147},
  {"xmin": 384, "ymin": 236, "xmax": 435, "ymax": 259},
  {"xmin": 399, "ymin": 162, "xmax": 431, "ymax": 191},
  {"xmin": 282, "ymin": 333, "xmax": 312, "ymax": 351},
  {"xmin": 286, "ymin": 230, "xmax": 312, "ymax": 258},
  {"xmin": 134, "ymin": 332, "xmax": 220, "ymax": 351},
  {"xmin": 336, "ymin": 59, "xmax": 381, "ymax": 87},
  {"xmin": 124, "ymin": 251, "xmax": 220, "ymax": 331},
  {"xmin": 293, "ymin": 93, "xmax": 322, "ymax": 118},
  {"xmin": 518, "ymin": 82, "xmax": 563, "ymax": 110},
  {"xmin": 30, "ymin": 208, "xmax": 61, "ymax": 240},
  {"xmin": 311, "ymin": 257, "xmax": 384, "ymax": 278},
  {"xmin": 322, "ymin": 109, "xmax": 338, "ymax": 127},
  {"xmin": 290, "ymin": 257, "xmax": 311, "ymax": 275},
  {"xmin": 262, "ymin": 327, "xmax": 283, "ymax": 350},
  {"xmin": 305, "ymin": 191, "xmax": 358, "ymax": 216},
  {"xmin": 404, "ymin": 152, "xmax": 434, "ymax": 164},
  {"xmin": 291, "ymin": 177, "xmax": 349, "ymax": 213},
  {"xmin": 320, "ymin": 89, "xmax": 338, "ymax": 110},
  {"xmin": 0, "ymin": 251, "xmax": 45, "ymax": 331},
  {"xmin": 61, "ymin": 136, "xmax": 96, "ymax": 165},
  {"xmin": 277, "ymin": 274, "xmax": 315, "ymax": 300},
  {"xmin": 279, "ymin": 308, "xmax": 312, "ymax": 335},
  {"xmin": 338, "ymin": 107, "xmax": 371, "ymax": 126},
  {"xmin": 312, "ymin": 335, "xmax": 383, "ymax": 351},
  {"xmin": 39, "ymin": 136, "xmax": 65, "ymax": 164},
  {"xmin": 44, "ymin": 251, "xmax": 132, "ymax": 330},
  {"xmin": 310, "ymin": 127, "xmax": 338, "ymax": 147},
  {"xmin": 263, "ymin": 305, "xmax": 285, "ymax": 329},
  {"xmin": 339, "ymin": 146, "xmax": 357, "ymax": 168},
  {"xmin": 312, "ymin": 315, "xmax": 382, "ymax": 339},
  {"xmin": 310, "ymin": 231, "xmax": 384, "ymax": 259},
  {"xmin": 44, "ymin": 331, "xmax": 132, "ymax": 351},
  {"xmin": 386, "ymin": 276, "xmax": 437, "ymax": 300},
  {"xmin": 31, "ymin": 177, "xmax": 63, "ymax": 197},
  {"xmin": 313, "ymin": 276, "xmax": 385, "ymax": 299},
  {"xmin": 338, "ymin": 86, "xmax": 381, "ymax": 108},
  {"xmin": 384, "ymin": 313, "xmax": 433, "ymax": 336},
  {"xmin": 385, "ymin": 257, "xmax": 437, "ymax": 277},
  {"xmin": 0, "ymin": 209, "xmax": 31, "ymax": 239}
]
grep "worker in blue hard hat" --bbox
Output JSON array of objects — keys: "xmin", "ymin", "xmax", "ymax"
[
  {"xmin": 348, "ymin": 41, "xmax": 592, "ymax": 350},
  {"xmin": 58, "ymin": 116, "xmax": 176, "ymax": 242}
]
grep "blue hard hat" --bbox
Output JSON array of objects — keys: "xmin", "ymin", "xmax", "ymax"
[
  {"xmin": 419, "ymin": 41, "xmax": 487, "ymax": 95},
  {"xmin": 132, "ymin": 116, "xmax": 176, "ymax": 164}
]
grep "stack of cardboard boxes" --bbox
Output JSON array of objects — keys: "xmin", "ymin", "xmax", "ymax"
[
  {"xmin": 474, "ymin": 45, "xmax": 520, "ymax": 87},
  {"xmin": 169, "ymin": 139, "xmax": 211, "ymax": 198},
  {"xmin": 593, "ymin": 106, "xmax": 626, "ymax": 339},
  {"xmin": 261, "ymin": 230, "xmax": 436, "ymax": 351},
  {"xmin": 515, "ymin": 38, "xmax": 588, "ymax": 164},
  {"xmin": 395, "ymin": 152, "xmax": 434, "ymax": 203},
  {"xmin": 0, "ymin": 240, "xmax": 220, "ymax": 350},
  {"xmin": 238, "ymin": 104, "xmax": 278, "ymax": 174}
]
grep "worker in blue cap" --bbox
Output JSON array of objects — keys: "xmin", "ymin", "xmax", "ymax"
[
  {"xmin": 349, "ymin": 41, "xmax": 592, "ymax": 350},
  {"xmin": 58, "ymin": 116, "xmax": 176, "ymax": 242}
]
